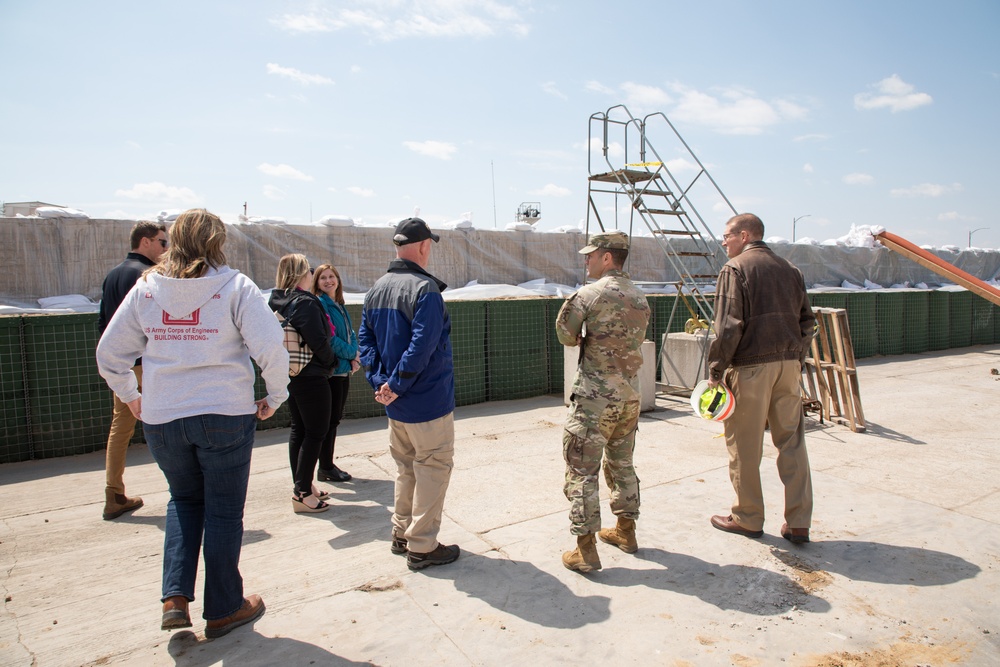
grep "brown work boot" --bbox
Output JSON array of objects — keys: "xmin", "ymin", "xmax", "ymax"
[
  {"xmin": 205, "ymin": 594, "xmax": 266, "ymax": 639},
  {"xmin": 562, "ymin": 533, "xmax": 602, "ymax": 573},
  {"xmin": 598, "ymin": 517, "xmax": 638, "ymax": 553},
  {"xmin": 103, "ymin": 488, "xmax": 143, "ymax": 520},
  {"xmin": 161, "ymin": 596, "xmax": 192, "ymax": 631}
]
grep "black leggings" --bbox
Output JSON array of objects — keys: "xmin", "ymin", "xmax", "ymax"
[
  {"xmin": 287, "ymin": 374, "xmax": 332, "ymax": 496},
  {"xmin": 319, "ymin": 375, "xmax": 350, "ymax": 470}
]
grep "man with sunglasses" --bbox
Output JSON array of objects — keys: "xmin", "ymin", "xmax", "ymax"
[
  {"xmin": 97, "ymin": 220, "xmax": 168, "ymax": 520},
  {"xmin": 707, "ymin": 213, "xmax": 816, "ymax": 544}
]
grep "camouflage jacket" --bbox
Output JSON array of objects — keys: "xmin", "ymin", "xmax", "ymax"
[{"xmin": 556, "ymin": 269, "xmax": 650, "ymax": 402}]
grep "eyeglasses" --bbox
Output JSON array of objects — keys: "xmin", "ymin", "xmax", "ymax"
[
  {"xmin": 157, "ymin": 239, "xmax": 168, "ymax": 248},
  {"xmin": 721, "ymin": 231, "xmax": 741, "ymax": 241}
]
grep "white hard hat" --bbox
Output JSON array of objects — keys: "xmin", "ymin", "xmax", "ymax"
[{"xmin": 690, "ymin": 380, "xmax": 736, "ymax": 421}]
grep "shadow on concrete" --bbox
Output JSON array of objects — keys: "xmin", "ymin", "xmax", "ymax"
[
  {"xmin": 422, "ymin": 551, "xmax": 612, "ymax": 629},
  {"xmin": 773, "ymin": 539, "xmax": 982, "ymax": 586},
  {"xmin": 116, "ymin": 512, "xmax": 165, "ymax": 531},
  {"xmin": 860, "ymin": 422, "xmax": 927, "ymax": 445},
  {"xmin": 589, "ymin": 548, "xmax": 835, "ymax": 616},
  {"xmin": 167, "ymin": 630, "xmax": 369, "ymax": 666},
  {"xmin": 319, "ymin": 477, "xmax": 395, "ymax": 550}
]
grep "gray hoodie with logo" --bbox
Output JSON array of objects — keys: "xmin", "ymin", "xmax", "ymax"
[{"xmin": 96, "ymin": 265, "xmax": 289, "ymax": 425}]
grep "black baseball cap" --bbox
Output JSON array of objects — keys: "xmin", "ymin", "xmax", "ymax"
[{"xmin": 393, "ymin": 217, "xmax": 440, "ymax": 246}]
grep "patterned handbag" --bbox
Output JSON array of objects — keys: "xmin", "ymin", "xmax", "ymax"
[{"xmin": 274, "ymin": 311, "xmax": 313, "ymax": 376}]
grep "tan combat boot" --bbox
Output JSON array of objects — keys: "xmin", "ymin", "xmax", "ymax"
[
  {"xmin": 103, "ymin": 487, "xmax": 143, "ymax": 520},
  {"xmin": 562, "ymin": 533, "xmax": 602, "ymax": 573},
  {"xmin": 598, "ymin": 517, "xmax": 638, "ymax": 553}
]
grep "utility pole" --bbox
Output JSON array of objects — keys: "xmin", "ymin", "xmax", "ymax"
[
  {"xmin": 793, "ymin": 214, "xmax": 811, "ymax": 242},
  {"xmin": 969, "ymin": 227, "xmax": 989, "ymax": 247}
]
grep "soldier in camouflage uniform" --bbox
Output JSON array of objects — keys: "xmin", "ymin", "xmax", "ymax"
[{"xmin": 556, "ymin": 230, "xmax": 650, "ymax": 573}]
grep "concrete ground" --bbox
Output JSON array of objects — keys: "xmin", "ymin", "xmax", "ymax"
[{"xmin": 1, "ymin": 345, "xmax": 998, "ymax": 666}]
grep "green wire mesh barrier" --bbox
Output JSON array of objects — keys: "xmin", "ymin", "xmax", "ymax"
[{"xmin": 2, "ymin": 290, "xmax": 1000, "ymax": 463}]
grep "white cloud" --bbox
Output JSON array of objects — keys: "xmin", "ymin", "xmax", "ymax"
[
  {"xmin": 621, "ymin": 82, "xmax": 672, "ymax": 110},
  {"xmin": 528, "ymin": 184, "xmax": 571, "ymax": 197},
  {"xmin": 664, "ymin": 157, "xmax": 698, "ymax": 173},
  {"xmin": 794, "ymin": 133, "xmax": 828, "ymax": 142},
  {"xmin": 668, "ymin": 83, "xmax": 807, "ymax": 135},
  {"xmin": 803, "ymin": 163, "xmax": 814, "ymax": 173},
  {"xmin": 938, "ymin": 211, "xmax": 975, "ymax": 221},
  {"xmin": 890, "ymin": 182, "xmax": 963, "ymax": 197},
  {"xmin": 541, "ymin": 81, "xmax": 567, "ymax": 100},
  {"xmin": 581, "ymin": 137, "xmax": 625, "ymax": 160},
  {"xmin": 585, "ymin": 80, "xmax": 615, "ymax": 95},
  {"xmin": 258, "ymin": 163, "xmax": 314, "ymax": 181},
  {"xmin": 843, "ymin": 173, "xmax": 874, "ymax": 185},
  {"xmin": 403, "ymin": 140, "xmax": 456, "ymax": 160},
  {"xmin": 263, "ymin": 185, "xmax": 286, "ymax": 200},
  {"xmin": 854, "ymin": 74, "xmax": 932, "ymax": 112},
  {"xmin": 115, "ymin": 182, "xmax": 201, "ymax": 204},
  {"xmin": 266, "ymin": 63, "xmax": 334, "ymax": 86},
  {"xmin": 347, "ymin": 186, "xmax": 375, "ymax": 197},
  {"xmin": 270, "ymin": 1, "xmax": 530, "ymax": 41},
  {"xmin": 350, "ymin": 65, "xmax": 362, "ymax": 74}
]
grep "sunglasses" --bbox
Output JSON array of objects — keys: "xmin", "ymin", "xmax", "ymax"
[{"xmin": 157, "ymin": 239, "xmax": 169, "ymax": 248}]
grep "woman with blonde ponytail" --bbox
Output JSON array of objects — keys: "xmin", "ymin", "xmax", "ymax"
[{"xmin": 97, "ymin": 208, "xmax": 288, "ymax": 638}]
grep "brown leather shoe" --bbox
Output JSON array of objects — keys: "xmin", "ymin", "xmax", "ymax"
[
  {"xmin": 103, "ymin": 489, "xmax": 143, "ymax": 520},
  {"xmin": 205, "ymin": 594, "xmax": 265, "ymax": 639},
  {"xmin": 781, "ymin": 523, "xmax": 810, "ymax": 544},
  {"xmin": 710, "ymin": 514, "xmax": 764, "ymax": 538},
  {"xmin": 161, "ymin": 596, "xmax": 192, "ymax": 631}
]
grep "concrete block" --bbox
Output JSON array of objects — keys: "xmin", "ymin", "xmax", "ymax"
[{"xmin": 660, "ymin": 331, "xmax": 716, "ymax": 389}]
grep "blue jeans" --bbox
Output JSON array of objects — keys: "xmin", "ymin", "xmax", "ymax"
[{"xmin": 144, "ymin": 413, "xmax": 256, "ymax": 621}]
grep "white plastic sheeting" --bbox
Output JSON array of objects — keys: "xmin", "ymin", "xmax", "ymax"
[{"xmin": 1, "ymin": 217, "xmax": 999, "ymax": 310}]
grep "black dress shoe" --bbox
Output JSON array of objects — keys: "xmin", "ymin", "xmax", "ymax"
[{"xmin": 317, "ymin": 465, "xmax": 352, "ymax": 482}]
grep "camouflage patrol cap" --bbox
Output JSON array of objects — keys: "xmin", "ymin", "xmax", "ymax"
[{"xmin": 578, "ymin": 230, "xmax": 630, "ymax": 254}]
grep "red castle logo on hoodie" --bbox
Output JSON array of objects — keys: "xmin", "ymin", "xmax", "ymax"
[{"xmin": 163, "ymin": 309, "xmax": 200, "ymax": 326}]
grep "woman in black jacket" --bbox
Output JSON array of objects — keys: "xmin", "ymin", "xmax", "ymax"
[{"xmin": 269, "ymin": 254, "xmax": 338, "ymax": 513}]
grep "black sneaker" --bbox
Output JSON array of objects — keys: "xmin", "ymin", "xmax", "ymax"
[
  {"xmin": 317, "ymin": 465, "xmax": 352, "ymax": 482},
  {"xmin": 390, "ymin": 534, "xmax": 408, "ymax": 556},
  {"xmin": 407, "ymin": 543, "xmax": 460, "ymax": 571}
]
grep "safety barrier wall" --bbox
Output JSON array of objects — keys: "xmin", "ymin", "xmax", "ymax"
[{"xmin": 2, "ymin": 291, "xmax": 999, "ymax": 463}]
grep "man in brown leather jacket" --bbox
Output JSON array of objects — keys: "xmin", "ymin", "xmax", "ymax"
[{"xmin": 706, "ymin": 213, "xmax": 816, "ymax": 544}]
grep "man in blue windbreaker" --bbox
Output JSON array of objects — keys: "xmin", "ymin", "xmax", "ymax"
[{"xmin": 359, "ymin": 217, "xmax": 460, "ymax": 571}]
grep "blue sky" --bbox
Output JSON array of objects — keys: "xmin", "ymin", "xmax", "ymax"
[{"xmin": 2, "ymin": 0, "xmax": 998, "ymax": 248}]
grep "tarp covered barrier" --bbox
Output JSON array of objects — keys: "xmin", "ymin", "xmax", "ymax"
[
  {"xmin": 902, "ymin": 291, "xmax": 930, "ymax": 354},
  {"xmin": 449, "ymin": 300, "xmax": 488, "ymax": 407},
  {"xmin": 876, "ymin": 291, "xmax": 905, "ymax": 356},
  {"xmin": 545, "ymin": 299, "xmax": 565, "ymax": 394},
  {"xmin": 846, "ymin": 292, "xmax": 878, "ymax": 358},
  {"xmin": 23, "ymin": 314, "xmax": 110, "ymax": 458},
  {"xmin": 0, "ymin": 316, "xmax": 29, "ymax": 463},
  {"xmin": 947, "ymin": 291, "xmax": 974, "ymax": 349},
  {"xmin": 486, "ymin": 299, "xmax": 549, "ymax": 401},
  {"xmin": 3, "ymin": 217, "xmax": 1000, "ymax": 305},
  {"xmin": 927, "ymin": 291, "xmax": 951, "ymax": 351},
  {"xmin": 971, "ymin": 296, "xmax": 995, "ymax": 345}
]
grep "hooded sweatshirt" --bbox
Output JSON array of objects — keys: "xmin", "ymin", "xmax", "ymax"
[{"xmin": 96, "ymin": 265, "xmax": 289, "ymax": 425}]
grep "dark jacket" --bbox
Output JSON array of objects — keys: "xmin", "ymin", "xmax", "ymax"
[
  {"xmin": 98, "ymin": 252, "xmax": 156, "ymax": 333},
  {"xmin": 268, "ymin": 288, "xmax": 337, "ymax": 378},
  {"xmin": 358, "ymin": 259, "xmax": 454, "ymax": 423},
  {"xmin": 708, "ymin": 241, "xmax": 815, "ymax": 382}
]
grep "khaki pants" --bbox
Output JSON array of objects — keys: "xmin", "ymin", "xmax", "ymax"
[
  {"xmin": 724, "ymin": 359, "xmax": 812, "ymax": 531},
  {"xmin": 388, "ymin": 413, "xmax": 455, "ymax": 554},
  {"xmin": 105, "ymin": 365, "xmax": 141, "ymax": 495}
]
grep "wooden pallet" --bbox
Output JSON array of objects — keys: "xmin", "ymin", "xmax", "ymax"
[{"xmin": 802, "ymin": 307, "xmax": 866, "ymax": 432}]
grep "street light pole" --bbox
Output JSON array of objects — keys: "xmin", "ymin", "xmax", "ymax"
[
  {"xmin": 793, "ymin": 215, "xmax": 811, "ymax": 242},
  {"xmin": 968, "ymin": 227, "xmax": 989, "ymax": 248}
]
